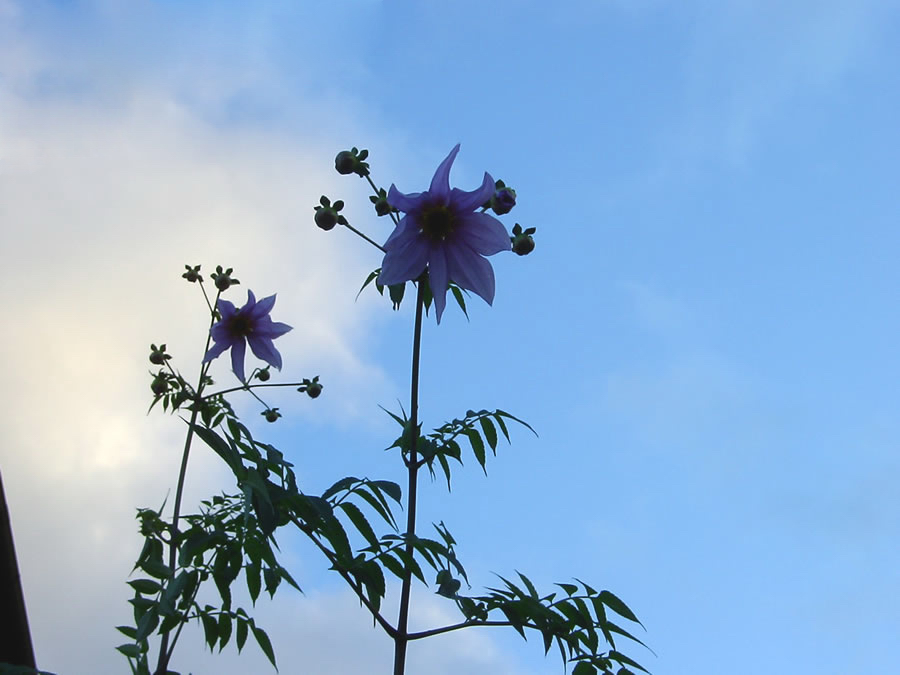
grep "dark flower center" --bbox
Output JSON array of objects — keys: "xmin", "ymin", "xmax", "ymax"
[
  {"xmin": 226, "ymin": 312, "xmax": 254, "ymax": 337},
  {"xmin": 420, "ymin": 205, "xmax": 455, "ymax": 242}
]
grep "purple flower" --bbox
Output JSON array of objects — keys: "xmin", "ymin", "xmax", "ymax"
[
  {"xmin": 202, "ymin": 290, "xmax": 292, "ymax": 382},
  {"xmin": 378, "ymin": 144, "xmax": 511, "ymax": 322}
]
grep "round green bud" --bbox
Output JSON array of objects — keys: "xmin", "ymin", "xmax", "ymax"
[
  {"xmin": 335, "ymin": 151, "xmax": 356, "ymax": 175},
  {"xmin": 306, "ymin": 382, "xmax": 323, "ymax": 399},
  {"xmin": 315, "ymin": 207, "xmax": 338, "ymax": 231},
  {"xmin": 512, "ymin": 233, "xmax": 535, "ymax": 256}
]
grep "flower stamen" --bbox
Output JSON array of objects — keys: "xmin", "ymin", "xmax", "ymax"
[{"xmin": 420, "ymin": 205, "xmax": 455, "ymax": 242}]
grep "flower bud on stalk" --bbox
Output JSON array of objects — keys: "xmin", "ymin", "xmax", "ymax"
[
  {"xmin": 151, "ymin": 372, "xmax": 168, "ymax": 396},
  {"xmin": 510, "ymin": 223, "xmax": 536, "ymax": 256},
  {"xmin": 149, "ymin": 344, "xmax": 170, "ymax": 366},
  {"xmin": 256, "ymin": 367, "xmax": 271, "ymax": 382},
  {"xmin": 491, "ymin": 184, "xmax": 517, "ymax": 215},
  {"xmin": 334, "ymin": 147, "xmax": 370, "ymax": 177},
  {"xmin": 211, "ymin": 265, "xmax": 240, "ymax": 292},
  {"xmin": 262, "ymin": 408, "xmax": 281, "ymax": 423}
]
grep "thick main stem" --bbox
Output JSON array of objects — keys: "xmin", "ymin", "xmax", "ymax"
[{"xmin": 392, "ymin": 281, "xmax": 425, "ymax": 675}]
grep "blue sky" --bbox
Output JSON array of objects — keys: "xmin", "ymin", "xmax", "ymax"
[{"xmin": 1, "ymin": 1, "xmax": 899, "ymax": 673}]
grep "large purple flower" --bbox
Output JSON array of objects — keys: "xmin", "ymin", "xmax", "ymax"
[
  {"xmin": 378, "ymin": 144, "xmax": 511, "ymax": 322},
  {"xmin": 202, "ymin": 290, "xmax": 292, "ymax": 382}
]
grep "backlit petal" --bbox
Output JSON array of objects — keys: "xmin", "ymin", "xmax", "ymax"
[
  {"xmin": 387, "ymin": 186, "xmax": 427, "ymax": 214},
  {"xmin": 202, "ymin": 340, "xmax": 230, "ymax": 363},
  {"xmin": 230, "ymin": 339, "xmax": 247, "ymax": 382},
  {"xmin": 445, "ymin": 242, "xmax": 496, "ymax": 305},
  {"xmin": 455, "ymin": 212, "xmax": 511, "ymax": 255},
  {"xmin": 379, "ymin": 237, "xmax": 429, "ymax": 286},
  {"xmin": 255, "ymin": 319, "xmax": 292, "ymax": 338},
  {"xmin": 449, "ymin": 171, "xmax": 495, "ymax": 212},
  {"xmin": 428, "ymin": 144, "xmax": 461, "ymax": 203},
  {"xmin": 383, "ymin": 215, "xmax": 422, "ymax": 251},
  {"xmin": 248, "ymin": 335, "xmax": 283, "ymax": 371},
  {"xmin": 251, "ymin": 293, "xmax": 276, "ymax": 318},
  {"xmin": 427, "ymin": 245, "xmax": 449, "ymax": 323}
]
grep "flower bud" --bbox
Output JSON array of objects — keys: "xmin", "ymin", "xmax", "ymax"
[
  {"xmin": 151, "ymin": 373, "xmax": 168, "ymax": 396},
  {"xmin": 256, "ymin": 367, "xmax": 271, "ymax": 382},
  {"xmin": 511, "ymin": 233, "xmax": 535, "ymax": 256},
  {"xmin": 334, "ymin": 150, "xmax": 356, "ymax": 175},
  {"xmin": 211, "ymin": 266, "xmax": 239, "ymax": 292},
  {"xmin": 314, "ymin": 207, "xmax": 338, "ymax": 231},
  {"xmin": 182, "ymin": 264, "xmax": 202, "ymax": 283},
  {"xmin": 262, "ymin": 408, "xmax": 281, "ymax": 423},
  {"xmin": 490, "ymin": 186, "xmax": 517, "ymax": 215},
  {"xmin": 306, "ymin": 382, "xmax": 322, "ymax": 399}
]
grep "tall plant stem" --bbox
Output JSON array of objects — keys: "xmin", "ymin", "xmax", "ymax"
[
  {"xmin": 154, "ymin": 286, "xmax": 219, "ymax": 675},
  {"xmin": 392, "ymin": 280, "xmax": 426, "ymax": 675}
]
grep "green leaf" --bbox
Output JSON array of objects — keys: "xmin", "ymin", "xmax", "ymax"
[
  {"xmin": 218, "ymin": 613, "xmax": 233, "ymax": 652},
  {"xmin": 337, "ymin": 501, "xmax": 379, "ymax": 547},
  {"xmin": 116, "ymin": 625, "xmax": 138, "ymax": 639},
  {"xmin": 236, "ymin": 616, "xmax": 249, "ymax": 651},
  {"xmin": 263, "ymin": 567, "xmax": 281, "ymax": 597},
  {"xmin": 192, "ymin": 424, "xmax": 243, "ymax": 476},
  {"xmin": 556, "ymin": 583, "xmax": 578, "ymax": 596},
  {"xmin": 322, "ymin": 476, "xmax": 359, "ymax": 502},
  {"xmin": 609, "ymin": 650, "xmax": 650, "ymax": 674},
  {"xmin": 356, "ymin": 268, "xmax": 381, "ymax": 300},
  {"xmin": 116, "ymin": 644, "xmax": 142, "ymax": 658},
  {"xmin": 479, "ymin": 416, "xmax": 498, "ymax": 451},
  {"xmin": 246, "ymin": 561, "xmax": 262, "ymax": 604},
  {"xmin": 599, "ymin": 591, "xmax": 641, "ymax": 625},
  {"xmin": 464, "ymin": 428, "xmax": 487, "ymax": 473},
  {"xmin": 572, "ymin": 662, "xmax": 597, "ymax": 675},
  {"xmin": 134, "ymin": 607, "xmax": 159, "ymax": 642},
  {"xmin": 252, "ymin": 623, "xmax": 278, "ymax": 669},
  {"xmin": 370, "ymin": 480, "xmax": 402, "ymax": 504},
  {"xmin": 354, "ymin": 487, "xmax": 398, "ymax": 531},
  {"xmin": 201, "ymin": 611, "xmax": 219, "ymax": 650},
  {"xmin": 128, "ymin": 579, "xmax": 161, "ymax": 595},
  {"xmin": 450, "ymin": 284, "xmax": 468, "ymax": 318}
]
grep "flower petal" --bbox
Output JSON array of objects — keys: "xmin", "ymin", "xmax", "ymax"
[
  {"xmin": 449, "ymin": 171, "xmax": 495, "ymax": 212},
  {"xmin": 387, "ymin": 186, "xmax": 428, "ymax": 214},
  {"xmin": 245, "ymin": 289, "xmax": 257, "ymax": 308},
  {"xmin": 427, "ymin": 245, "xmax": 449, "ymax": 323},
  {"xmin": 379, "ymin": 236, "xmax": 429, "ymax": 286},
  {"xmin": 202, "ymin": 339, "xmax": 230, "ymax": 364},
  {"xmin": 230, "ymin": 338, "xmax": 247, "ymax": 382},
  {"xmin": 248, "ymin": 335, "xmax": 283, "ymax": 371},
  {"xmin": 383, "ymin": 214, "xmax": 422, "ymax": 251},
  {"xmin": 455, "ymin": 211, "xmax": 512, "ymax": 255},
  {"xmin": 254, "ymin": 319, "xmax": 292, "ymax": 339},
  {"xmin": 216, "ymin": 298, "xmax": 237, "ymax": 319},
  {"xmin": 444, "ymin": 243, "xmax": 496, "ymax": 305},
  {"xmin": 250, "ymin": 293, "xmax": 276, "ymax": 319},
  {"xmin": 428, "ymin": 144, "xmax": 461, "ymax": 203}
]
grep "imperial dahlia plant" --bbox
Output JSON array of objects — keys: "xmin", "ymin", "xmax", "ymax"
[
  {"xmin": 202, "ymin": 289, "xmax": 292, "ymax": 382},
  {"xmin": 378, "ymin": 144, "xmax": 512, "ymax": 322}
]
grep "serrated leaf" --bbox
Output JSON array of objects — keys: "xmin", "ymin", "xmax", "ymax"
[
  {"xmin": 370, "ymin": 480, "xmax": 402, "ymax": 503},
  {"xmin": 337, "ymin": 501, "xmax": 379, "ymax": 547},
  {"xmin": 556, "ymin": 582, "xmax": 578, "ymax": 596},
  {"xmin": 479, "ymin": 416, "xmax": 498, "ymax": 451},
  {"xmin": 192, "ymin": 424, "xmax": 243, "ymax": 476},
  {"xmin": 464, "ymin": 428, "xmax": 487, "ymax": 473},
  {"xmin": 252, "ymin": 624, "xmax": 277, "ymax": 669},
  {"xmin": 609, "ymin": 650, "xmax": 649, "ymax": 673}
]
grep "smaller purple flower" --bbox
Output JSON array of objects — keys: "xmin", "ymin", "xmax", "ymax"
[
  {"xmin": 378, "ymin": 144, "xmax": 511, "ymax": 322},
  {"xmin": 202, "ymin": 290, "xmax": 292, "ymax": 382}
]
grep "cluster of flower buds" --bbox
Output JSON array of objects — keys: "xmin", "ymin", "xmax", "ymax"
[
  {"xmin": 334, "ymin": 147, "xmax": 370, "ymax": 177},
  {"xmin": 297, "ymin": 376, "xmax": 323, "ymax": 399},
  {"xmin": 182, "ymin": 264, "xmax": 203, "ymax": 283},
  {"xmin": 314, "ymin": 196, "xmax": 349, "ymax": 231},
  {"xmin": 211, "ymin": 265, "xmax": 240, "ymax": 292},
  {"xmin": 510, "ymin": 223, "xmax": 536, "ymax": 256}
]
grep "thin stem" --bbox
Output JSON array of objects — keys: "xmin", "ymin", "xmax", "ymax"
[
  {"xmin": 365, "ymin": 173, "xmax": 400, "ymax": 226},
  {"xmin": 201, "ymin": 380, "xmax": 313, "ymax": 401},
  {"xmin": 342, "ymin": 220, "xmax": 386, "ymax": 252},
  {"xmin": 153, "ymin": 291, "xmax": 220, "ymax": 675},
  {"xmin": 392, "ymin": 280, "xmax": 426, "ymax": 675},
  {"xmin": 408, "ymin": 619, "xmax": 519, "ymax": 641}
]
